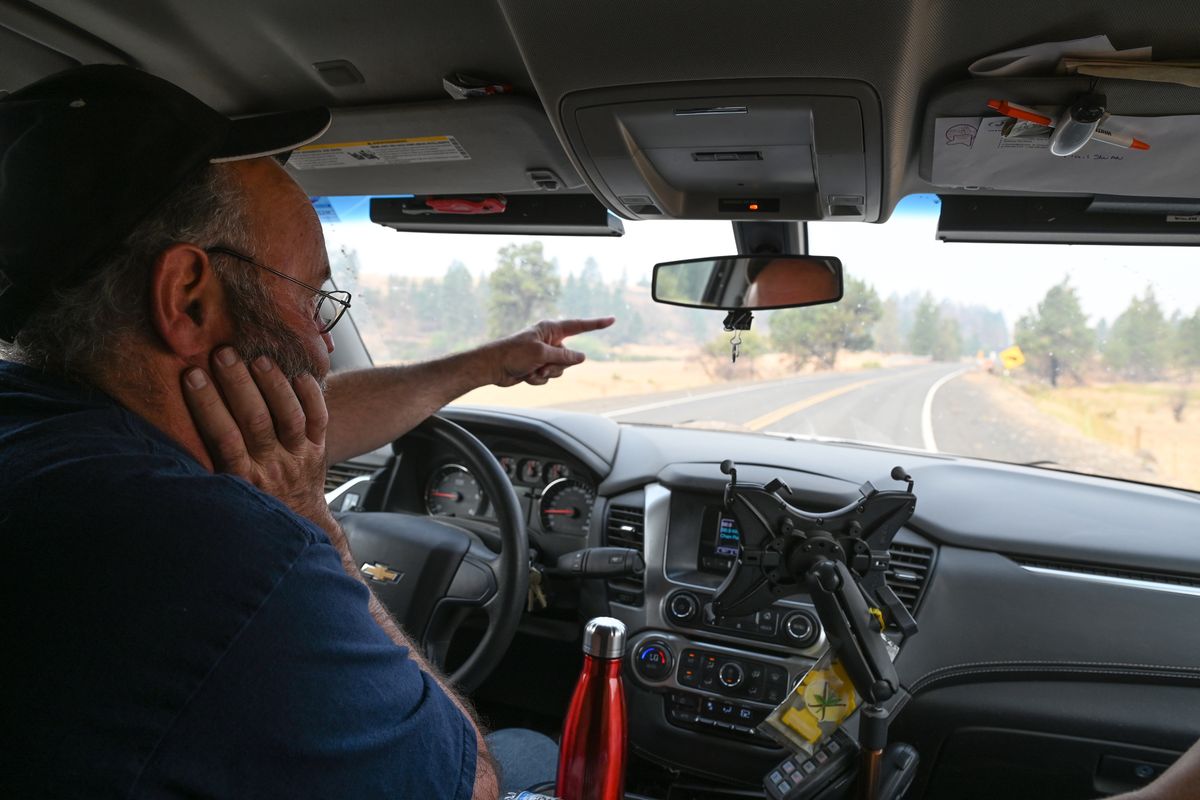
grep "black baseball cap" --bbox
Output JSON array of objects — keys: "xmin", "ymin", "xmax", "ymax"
[{"xmin": 0, "ymin": 64, "xmax": 331, "ymax": 342}]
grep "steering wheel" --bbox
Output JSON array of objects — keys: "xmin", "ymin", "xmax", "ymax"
[{"xmin": 336, "ymin": 415, "xmax": 529, "ymax": 693}]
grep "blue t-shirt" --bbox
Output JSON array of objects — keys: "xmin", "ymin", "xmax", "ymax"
[{"xmin": 0, "ymin": 360, "xmax": 476, "ymax": 798}]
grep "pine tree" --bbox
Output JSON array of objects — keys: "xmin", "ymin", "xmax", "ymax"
[
  {"xmin": 486, "ymin": 243, "xmax": 561, "ymax": 337},
  {"xmin": 1103, "ymin": 287, "xmax": 1170, "ymax": 381},
  {"xmin": 1013, "ymin": 279, "xmax": 1094, "ymax": 386},
  {"xmin": 770, "ymin": 276, "xmax": 881, "ymax": 369}
]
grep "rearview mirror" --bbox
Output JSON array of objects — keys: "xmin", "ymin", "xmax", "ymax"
[{"xmin": 651, "ymin": 255, "xmax": 844, "ymax": 310}]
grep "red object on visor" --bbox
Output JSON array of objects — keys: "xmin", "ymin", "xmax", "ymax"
[{"xmin": 424, "ymin": 196, "xmax": 507, "ymax": 215}]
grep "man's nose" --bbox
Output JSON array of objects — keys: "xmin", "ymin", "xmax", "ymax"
[{"xmin": 322, "ymin": 331, "xmax": 335, "ymax": 354}]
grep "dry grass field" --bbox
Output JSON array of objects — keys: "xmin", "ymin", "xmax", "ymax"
[
  {"xmin": 1017, "ymin": 379, "xmax": 1200, "ymax": 492},
  {"xmin": 453, "ymin": 347, "xmax": 915, "ymax": 408}
]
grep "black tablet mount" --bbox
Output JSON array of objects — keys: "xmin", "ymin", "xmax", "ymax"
[{"xmin": 709, "ymin": 461, "xmax": 921, "ymax": 800}]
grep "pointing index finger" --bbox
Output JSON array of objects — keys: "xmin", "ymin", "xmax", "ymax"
[{"xmin": 554, "ymin": 317, "xmax": 615, "ymax": 338}]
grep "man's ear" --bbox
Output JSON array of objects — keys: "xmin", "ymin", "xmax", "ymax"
[{"xmin": 149, "ymin": 244, "xmax": 232, "ymax": 363}]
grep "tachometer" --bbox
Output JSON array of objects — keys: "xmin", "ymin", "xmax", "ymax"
[
  {"xmin": 538, "ymin": 478, "xmax": 596, "ymax": 536},
  {"xmin": 425, "ymin": 464, "xmax": 486, "ymax": 518}
]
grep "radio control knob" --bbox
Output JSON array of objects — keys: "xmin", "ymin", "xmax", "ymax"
[
  {"xmin": 667, "ymin": 592, "xmax": 699, "ymax": 623},
  {"xmin": 783, "ymin": 612, "xmax": 818, "ymax": 646},
  {"xmin": 718, "ymin": 661, "xmax": 744, "ymax": 688}
]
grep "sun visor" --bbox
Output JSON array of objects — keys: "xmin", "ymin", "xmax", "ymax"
[
  {"xmin": 285, "ymin": 95, "xmax": 585, "ymax": 196},
  {"xmin": 369, "ymin": 194, "xmax": 623, "ymax": 236},
  {"xmin": 937, "ymin": 195, "xmax": 1200, "ymax": 245},
  {"xmin": 558, "ymin": 79, "xmax": 882, "ymax": 222},
  {"xmin": 920, "ymin": 77, "xmax": 1200, "ymax": 191}
]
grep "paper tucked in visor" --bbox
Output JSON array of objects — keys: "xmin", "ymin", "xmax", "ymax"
[
  {"xmin": 931, "ymin": 113, "xmax": 1200, "ymax": 197},
  {"xmin": 968, "ymin": 35, "xmax": 1150, "ymax": 77}
]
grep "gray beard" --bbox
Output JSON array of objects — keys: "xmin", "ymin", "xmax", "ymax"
[{"xmin": 226, "ymin": 290, "xmax": 327, "ymax": 390}]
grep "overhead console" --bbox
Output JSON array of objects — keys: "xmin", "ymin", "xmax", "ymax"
[{"xmin": 558, "ymin": 79, "xmax": 883, "ymax": 222}]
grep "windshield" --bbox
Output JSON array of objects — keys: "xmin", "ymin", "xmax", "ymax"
[{"xmin": 319, "ymin": 195, "xmax": 1200, "ymax": 493}]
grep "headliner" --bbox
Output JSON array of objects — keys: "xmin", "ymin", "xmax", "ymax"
[{"xmin": 5, "ymin": 0, "xmax": 1200, "ymax": 217}]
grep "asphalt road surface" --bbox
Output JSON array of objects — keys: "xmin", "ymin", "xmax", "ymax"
[
  {"xmin": 558, "ymin": 362, "xmax": 1159, "ymax": 485},
  {"xmin": 565, "ymin": 363, "xmax": 968, "ymax": 453}
]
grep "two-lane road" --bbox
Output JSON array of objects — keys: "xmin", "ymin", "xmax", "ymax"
[
  {"xmin": 565, "ymin": 363, "xmax": 968, "ymax": 452},
  {"xmin": 559, "ymin": 362, "xmax": 1157, "ymax": 483}
]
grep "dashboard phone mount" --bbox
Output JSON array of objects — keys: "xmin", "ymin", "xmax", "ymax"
[
  {"xmin": 708, "ymin": 461, "xmax": 917, "ymax": 634},
  {"xmin": 709, "ymin": 461, "xmax": 920, "ymax": 800}
]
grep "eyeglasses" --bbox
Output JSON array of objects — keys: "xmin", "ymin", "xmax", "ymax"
[{"xmin": 206, "ymin": 246, "xmax": 352, "ymax": 334}]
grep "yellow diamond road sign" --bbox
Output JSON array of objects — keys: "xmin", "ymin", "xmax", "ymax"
[{"xmin": 1000, "ymin": 345, "xmax": 1025, "ymax": 370}]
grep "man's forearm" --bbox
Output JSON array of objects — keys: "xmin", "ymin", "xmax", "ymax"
[
  {"xmin": 323, "ymin": 348, "xmax": 493, "ymax": 465},
  {"xmin": 323, "ymin": 317, "xmax": 613, "ymax": 464}
]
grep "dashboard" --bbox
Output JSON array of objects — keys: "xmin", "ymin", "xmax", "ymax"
[{"xmin": 331, "ymin": 404, "xmax": 1200, "ymax": 799}]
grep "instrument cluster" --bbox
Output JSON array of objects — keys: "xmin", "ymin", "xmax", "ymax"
[{"xmin": 424, "ymin": 453, "xmax": 596, "ymax": 537}]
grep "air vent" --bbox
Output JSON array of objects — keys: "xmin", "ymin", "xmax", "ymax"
[
  {"xmin": 324, "ymin": 461, "xmax": 376, "ymax": 494},
  {"xmin": 886, "ymin": 543, "xmax": 934, "ymax": 613},
  {"xmin": 605, "ymin": 504, "xmax": 645, "ymax": 605}
]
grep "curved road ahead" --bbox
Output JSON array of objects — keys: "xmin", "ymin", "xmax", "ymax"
[
  {"xmin": 565, "ymin": 363, "xmax": 968, "ymax": 452},
  {"xmin": 559, "ymin": 362, "xmax": 1158, "ymax": 484}
]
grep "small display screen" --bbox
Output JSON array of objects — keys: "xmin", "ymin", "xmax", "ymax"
[
  {"xmin": 715, "ymin": 514, "xmax": 741, "ymax": 557},
  {"xmin": 698, "ymin": 506, "xmax": 741, "ymax": 574}
]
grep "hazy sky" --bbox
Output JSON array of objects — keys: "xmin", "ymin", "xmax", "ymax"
[{"xmin": 319, "ymin": 194, "xmax": 1200, "ymax": 334}]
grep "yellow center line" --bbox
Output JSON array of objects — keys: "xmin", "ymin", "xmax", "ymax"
[{"xmin": 744, "ymin": 376, "xmax": 887, "ymax": 431}]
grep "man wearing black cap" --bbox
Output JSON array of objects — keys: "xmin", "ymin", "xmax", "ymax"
[{"xmin": 0, "ymin": 65, "xmax": 603, "ymax": 798}]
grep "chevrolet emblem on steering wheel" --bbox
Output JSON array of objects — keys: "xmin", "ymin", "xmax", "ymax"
[{"xmin": 360, "ymin": 562, "xmax": 404, "ymax": 584}]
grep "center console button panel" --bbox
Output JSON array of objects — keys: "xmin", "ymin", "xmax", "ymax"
[
  {"xmin": 627, "ymin": 629, "xmax": 813, "ymax": 751},
  {"xmin": 666, "ymin": 589, "xmax": 821, "ymax": 649},
  {"xmin": 664, "ymin": 690, "xmax": 775, "ymax": 745},
  {"xmin": 679, "ymin": 646, "xmax": 791, "ymax": 704}
]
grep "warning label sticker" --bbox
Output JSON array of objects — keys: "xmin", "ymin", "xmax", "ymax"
[
  {"xmin": 289, "ymin": 136, "xmax": 470, "ymax": 170},
  {"xmin": 1166, "ymin": 214, "xmax": 1200, "ymax": 223}
]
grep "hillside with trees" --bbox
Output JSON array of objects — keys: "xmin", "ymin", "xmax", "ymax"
[{"xmin": 333, "ymin": 239, "xmax": 1200, "ymax": 396}]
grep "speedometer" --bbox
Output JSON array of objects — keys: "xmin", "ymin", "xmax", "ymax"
[
  {"xmin": 538, "ymin": 478, "xmax": 596, "ymax": 536},
  {"xmin": 425, "ymin": 464, "xmax": 486, "ymax": 518}
]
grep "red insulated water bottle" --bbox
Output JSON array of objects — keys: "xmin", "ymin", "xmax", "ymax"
[{"xmin": 555, "ymin": 617, "xmax": 628, "ymax": 800}]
